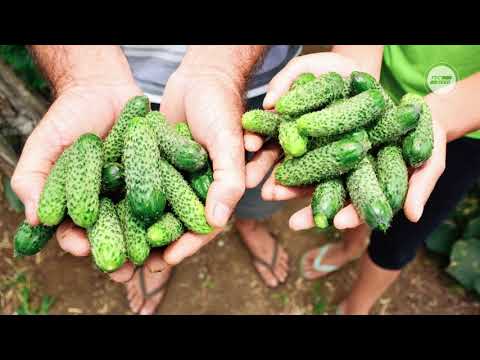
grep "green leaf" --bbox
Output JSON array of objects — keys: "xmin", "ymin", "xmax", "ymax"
[
  {"xmin": 426, "ymin": 221, "xmax": 458, "ymax": 256},
  {"xmin": 447, "ymin": 239, "xmax": 480, "ymax": 290}
]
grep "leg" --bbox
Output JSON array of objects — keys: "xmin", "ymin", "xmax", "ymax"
[
  {"xmin": 300, "ymin": 224, "xmax": 371, "ymax": 280},
  {"xmin": 340, "ymin": 137, "xmax": 480, "ymax": 315}
]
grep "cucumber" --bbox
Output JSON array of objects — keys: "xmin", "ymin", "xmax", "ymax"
[
  {"xmin": 242, "ymin": 109, "xmax": 283, "ymax": 137},
  {"xmin": 290, "ymin": 72, "xmax": 316, "ymax": 90},
  {"xmin": 311, "ymin": 179, "xmax": 346, "ymax": 229},
  {"xmin": 346, "ymin": 156, "xmax": 393, "ymax": 231},
  {"xmin": 66, "ymin": 134, "xmax": 103, "ymax": 229},
  {"xmin": 13, "ymin": 221, "xmax": 56, "ymax": 257},
  {"xmin": 296, "ymin": 89, "xmax": 385, "ymax": 138},
  {"xmin": 275, "ymin": 129, "xmax": 371, "ymax": 186},
  {"xmin": 101, "ymin": 162, "xmax": 125, "ymax": 194},
  {"xmin": 147, "ymin": 212, "xmax": 185, "ymax": 247},
  {"xmin": 350, "ymin": 71, "xmax": 396, "ymax": 110},
  {"xmin": 187, "ymin": 162, "xmax": 213, "ymax": 202},
  {"xmin": 175, "ymin": 122, "xmax": 193, "ymax": 140},
  {"xmin": 123, "ymin": 117, "xmax": 166, "ymax": 224},
  {"xmin": 376, "ymin": 145, "xmax": 409, "ymax": 213},
  {"xmin": 278, "ymin": 120, "xmax": 308, "ymax": 158}
]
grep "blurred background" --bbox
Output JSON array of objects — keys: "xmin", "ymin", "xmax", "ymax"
[{"xmin": 0, "ymin": 45, "xmax": 479, "ymax": 315}]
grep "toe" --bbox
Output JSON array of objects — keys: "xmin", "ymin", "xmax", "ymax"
[
  {"xmin": 275, "ymin": 266, "xmax": 288, "ymax": 283},
  {"xmin": 130, "ymin": 294, "xmax": 144, "ymax": 313},
  {"xmin": 139, "ymin": 293, "xmax": 165, "ymax": 315},
  {"xmin": 254, "ymin": 263, "xmax": 278, "ymax": 288}
]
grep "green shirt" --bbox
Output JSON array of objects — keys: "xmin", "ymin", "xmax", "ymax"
[{"xmin": 381, "ymin": 45, "xmax": 480, "ymax": 139}]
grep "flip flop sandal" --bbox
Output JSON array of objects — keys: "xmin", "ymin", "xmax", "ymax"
[
  {"xmin": 250, "ymin": 235, "xmax": 284, "ymax": 284},
  {"xmin": 135, "ymin": 266, "xmax": 172, "ymax": 314},
  {"xmin": 299, "ymin": 243, "xmax": 339, "ymax": 280},
  {"xmin": 335, "ymin": 303, "xmax": 345, "ymax": 315}
]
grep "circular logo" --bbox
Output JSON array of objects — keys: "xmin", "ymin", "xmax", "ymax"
[{"xmin": 426, "ymin": 64, "xmax": 457, "ymax": 95}]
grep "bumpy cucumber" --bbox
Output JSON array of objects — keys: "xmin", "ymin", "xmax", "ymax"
[
  {"xmin": 346, "ymin": 156, "xmax": 393, "ymax": 231},
  {"xmin": 66, "ymin": 134, "xmax": 103, "ymax": 228},
  {"xmin": 175, "ymin": 122, "xmax": 193, "ymax": 140},
  {"xmin": 13, "ymin": 221, "xmax": 56, "ymax": 257},
  {"xmin": 290, "ymin": 72, "xmax": 316, "ymax": 90},
  {"xmin": 401, "ymin": 93, "xmax": 434, "ymax": 167},
  {"xmin": 376, "ymin": 145, "xmax": 408, "ymax": 213},
  {"xmin": 158, "ymin": 158, "xmax": 212, "ymax": 234},
  {"xmin": 187, "ymin": 162, "xmax": 213, "ymax": 202},
  {"xmin": 275, "ymin": 130, "xmax": 371, "ymax": 186},
  {"xmin": 123, "ymin": 117, "xmax": 166, "ymax": 224},
  {"xmin": 103, "ymin": 95, "xmax": 150, "ymax": 163},
  {"xmin": 87, "ymin": 198, "xmax": 127, "ymax": 273},
  {"xmin": 102, "ymin": 162, "xmax": 125, "ymax": 194},
  {"xmin": 296, "ymin": 89, "xmax": 385, "ymax": 138},
  {"xmin": 276, "ymin": 72, "xmax": 345, "ymax": 116},
  {"xmin": 147, "ymin": 212, "xmax": 185, "ymax": 247},
  {"xmin": 311, "ymin": 179, "xmax": 346, "ymax": 229},
  {"xmin": 350, "ymin": 71, "xmax": 396, "ymax": 110},
  {"xmin": 37, "ymin": 146, "xmax": 72, "ymax": 226},
  {"xmin": 116, "ymin": 199, "xmax": 150, "ymax": 266},
  {"xmin": 146, "ymin": 111, "xmax": 207, "ymax": 172},
  {"xmin": 278, "ymin": 120, "xmax": 308, "ymax": 158},
  {"xmin": 242, "ymin": 110, "xmax": 283, "ymax": 137}
]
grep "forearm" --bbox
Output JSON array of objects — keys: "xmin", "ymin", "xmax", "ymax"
[
  {"xmin": 181, "ymin": 45, "xmax": 268, "ymax": 92},
  {"xmin": 427, "ymin": 72, "xmax": 480, "ymax": 142},
  {"xmin": 332, "ymin": 45, "xmax": 384, "ymax": 79},
  {"xmin": 28, "ymin": 45, "xmax": 135, "ymax": 96}
]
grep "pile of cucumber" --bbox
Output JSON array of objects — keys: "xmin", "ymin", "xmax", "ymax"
[
  {"xmin": 242, "ymin": 71, "xmax": 434, "ymax": 232},
  {"xmin": 14, "ymin": 96, "xmax": 214, "ymax": 273}
]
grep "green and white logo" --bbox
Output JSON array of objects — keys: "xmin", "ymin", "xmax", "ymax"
[{"xmin": 426, "ymin": 63, "xmax": 457, "ymax": 95}]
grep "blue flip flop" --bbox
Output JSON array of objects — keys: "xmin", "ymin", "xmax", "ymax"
[{"xmin": 300, "ymin": 243, "xmax": 339, "ymax": 280}]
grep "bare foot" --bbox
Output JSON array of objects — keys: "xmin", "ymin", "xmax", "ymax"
[
  {"xmin": 300, "ymin": 243, "xmax": 354, "ymax": 280},
  {"xmin": 125, "ymin": 264, "xmax": 172, "ymax": 315},
  {"xmin": 335, "ymin": 300, "xmax": 369, "ymax": 315},
  {"xmin": 235, "ymin": 218, "xmax": 289, "ymax": 288}
]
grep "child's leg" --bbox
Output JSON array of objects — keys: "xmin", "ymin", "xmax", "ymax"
[{"xmin": 341, "ymin": 137, "xmax": 480, "ymax": 314}]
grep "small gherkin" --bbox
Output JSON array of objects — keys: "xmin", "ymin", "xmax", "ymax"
[
  {"xmin": 241, "ymin": 109, "xmax": 283, "ymax": 137},
  {"xmin": 290, "ymin": 72, "xmax": 316, "ymax": 90},
  {"xmin": 346, "ymin": 156, "xmax": 393, "ymax": 232},
  {"xmin": 311, "ymin": 179, "xmax": 346, "ymax": 229},
  {"xmin": 174, "ymin": 122, "xmax": 193, "ymax": 140},
  {"xmin": 87, "ymin": 198, "xmax": 127, "ymax": 273},
  {"xmin": 13, "ymin": 221, "xmax": 56, "ymax": 257},
  {"xmin": 116, "ymin": 199, "xmax": 150, "ymax": 266},
  {"xmin": 103, "ymin": 95, "xmax": 150, "ymax": 163},
  {"xmin": 275, "ymin": 72, "xmax": 345, "ymax": 116},
  {"xmin": 37, "ymin": 146, "xmax": 72, "ymax": 226},
  {"xmin": 66, "ymin": 134, "xmax": 103, "ymax": 229},
  {"xmin": 278, "ymin": 120, "xmax": 308, "ymax": 158},
  {"xmin": 157, "ymin": 157, "xmax": 212, "ymax": 234},
  {"xmin": 147, "ymin": 212, "xmax": 185, "ymax": 247},
  {"xmin": 350, "ymin": 71, "xmax": 396, "ymax": 110}
]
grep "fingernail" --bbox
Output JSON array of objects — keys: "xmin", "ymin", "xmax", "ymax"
[
  {"xmin": 263, "ymin": 92, "xmax": 275, "ymax": 108},
  {"xmin": 213, "ymin": 203, "xmax": 231, "ymax": 227}
]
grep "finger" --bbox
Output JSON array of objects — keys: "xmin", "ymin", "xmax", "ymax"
[
  {"xmin": 159, "ymin": 71, "xmax": 187, "ymax": 124},
  {"xmin": 289, "ymin": 206, "xmax": 315, "ymax": 231},
  {"xmin": 109, "ymin": 261, "xmax": 135, "ymax": 283},
  {"xmin": 56, "ymin": 219, "xmax": 90, "ymax": 256},
  {"xmin": 245, "ymin": 142, "xmax": 282, "ymax": 189},
  {"xmin": 261, "ymin": 164, "xmax": 314, "ymax": 201},
  {"xmin": 243, "ymin": 131, "xmax": 265, "ymax": 152},
  {"xmin": 263, "ymin": 53, "xmax": 360, "ymax": 109},
  {"xmin": 333, "ymin": 204, "xmax": 363, "ymax": 230},
  {"xmin": 404, "ymin": 123, "xmax": 447, "ymax": 222},
  {"xmin": 162, "ymin": 228, "xmax": 223, "ymax": 266}
]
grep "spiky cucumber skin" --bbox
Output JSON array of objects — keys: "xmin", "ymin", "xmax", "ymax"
[
  {"xmin": 290, "ymin": 72, "xmax": 316, "ymax": 90},
  {"xmin": 147, "ymin": 212, "xmax": 185, "ymax": 247},
  {"xmin": 376, "ymin": 145, "xmax": 408, "ymax": 214},
  {"xmin": 146, "ymin": 111, "xmax": 207, "ymax": 172},
  {"xmin": 123, "ymin": 117, "xmax": 166, "ymax": 224},
  {"xmin": 87, "ymin": 198, "xmax": 127, "ymax": 273},
  {"xmin": 401, "ymin": 94, "xmax": 434, "ymax": 167},
  {"xmin": 296, "ymin": 89, "xmax": 385, "ymax": 138},
  {"xmin": 241, "ymin": 110, "xmax": 283, "ymax": 137},
  {"xmin": 13, "ymin": 221, "xmax": 56, "ymax": 257},
  {"xmin": 311, "ymin": 179, "xmax": 346, "ymax": 229},
  {"xmin": 157, "ymin": 158, "xmax": 212, "ymax": 234},
  {"xmin": 350, "ymin": 71, "xmax": 396, "ymax": 110},
  {"xmin": 103, "ymin": 95, "xmax": 150, "ymax": 163},
  {"xmin": 66, "ymin": 134, "xmax": 103, "ymax": 229},
  {"xmin": 101, "ymin": 162, "xmax": 125, "ymax": 194},
  {"xmin": 187, "ymin": 162, "xmax": 213, "ymax": 202},
  {"xmin": 116, "ymin": 199, "xmax": 150, "ymax": 266},
  {"xmin": 278, "ymin": 120, "xmax": 308, "ymax": 157},
  {"xmin": 275, "ymin": 130, "xmax": 371, "ymax": 186},
  {"xmin": 175, "ymin": 122, "xmax": 193, "ymax": 140},
  {"xmin": 37, "ymin": 146, "xmax": 72, "ymax": 226},
  {"xmin": 346, "ymin": 156, "xmax": 393, "ymax": 231},
  {"xmin": 275, "ymin": 72, "xmax": 345, "ymax": 117},
  {"xmin": 367, "ymin": 103, "xmax": 421, "ymax": 147}
]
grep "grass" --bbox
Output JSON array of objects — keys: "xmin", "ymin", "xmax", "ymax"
[{"xmin": 311, "ymin": 281, "xmax": 329, "ymax": 315}]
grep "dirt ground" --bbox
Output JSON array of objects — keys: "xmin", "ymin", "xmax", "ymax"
[{"xmin": 1, "ymin": 184, "xmax": 480, "ymax": 315}]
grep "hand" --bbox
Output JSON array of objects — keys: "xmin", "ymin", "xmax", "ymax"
[{"xmin": 11, "ymin": 79, "xmax": 144, "ymax": 282}]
